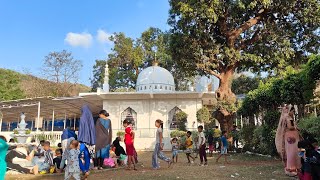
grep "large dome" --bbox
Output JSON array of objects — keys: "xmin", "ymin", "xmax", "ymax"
[{"xmin": 136, "ymin": 65, "xmax": 175, "ymax": 92}]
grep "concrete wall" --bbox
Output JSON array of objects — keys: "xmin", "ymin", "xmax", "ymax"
[{"xmin": 103, "ymin": 97, "xmax": 202, "ymax": 150}]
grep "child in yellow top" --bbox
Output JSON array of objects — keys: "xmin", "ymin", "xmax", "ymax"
[{"xmin": 185, "ymin": 131, "xmax": 195, "ymax": 164}]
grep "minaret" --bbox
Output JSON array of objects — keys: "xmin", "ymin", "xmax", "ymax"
[{"xmin": 103, "ymin": 62, "xmax": 109, "ymax": 92}]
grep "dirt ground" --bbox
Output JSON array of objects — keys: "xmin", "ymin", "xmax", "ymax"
[{"xmin": 5, "ymin": 151, "xmax": 296, "ymax": 180}]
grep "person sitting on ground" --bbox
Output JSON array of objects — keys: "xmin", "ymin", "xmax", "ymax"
[
  {"xmin": 30, "ymin": 141, "xmax": 53, "ymax": 175},
  {"xmin": 104, "ymin": 149, "xmax": 118, "ymax": 168},
  {"xmin": 53, "ymin": 149, "xmax": 63, "ymax": 173},
  {"xmin": 6, "ymin": 146, "xmax": 30, "ymax": 174},
  {"xmin": 26, "ymin": 140, "xmax": 45, "ymax": 163},
  {"xmin": 112, "ymin": 137, "xmax": 126, "ymax": 165}
]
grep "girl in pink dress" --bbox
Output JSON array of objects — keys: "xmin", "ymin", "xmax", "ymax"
[{"xmin": 123, "ymin": 119, "xmax": 137, "ymax": 170}]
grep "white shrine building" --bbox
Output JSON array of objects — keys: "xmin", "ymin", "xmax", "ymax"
[
  {"xmin": 79, "ymin": 64, "xmax": 217, "ymax": 150},
  {"xmin": 0, "ymin": 64, "xmax": 218, "ymax": 150}
]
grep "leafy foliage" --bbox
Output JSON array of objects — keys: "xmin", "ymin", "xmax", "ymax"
[
  {"xmin": 168, "ymin": 0, "xmax": 320, "ymax": 131},
  {"xmin": 170, "ymin": 130, "xmax": 186, "ymax": 138},
  {"xmin": 196, "ymin": 107, "xmax": 211, "ymax": 123},
  {"xmin": 175, "ymin": 111, "xmax": 188, "ymax": 131},
  {"xmin": 232, "ymin": 74, "xmax": 261, "ymax": 95},
  {"xmin": 90, "ymin": 60, "xmax": 106, "ymax": 92},
  {"xmin": 239, "ymin": 55, "xmax": 320, "ymax": 117},
  {"xmin": 298, "ymin": 116, "xmax": 320, "ymax": 142},
  {"xmin": 0, "ymin": 69, "xmax": 25, "ymax": 101}
]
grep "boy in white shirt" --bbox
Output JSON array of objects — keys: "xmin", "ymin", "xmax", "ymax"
[{"xmin": 198, "ymin": 125, "xmax": 207, "ymax": 166}]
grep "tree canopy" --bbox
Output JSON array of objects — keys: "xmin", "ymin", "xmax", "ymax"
[
  {"xmin": 91, "ymin": 28, "xmax": 193, "ymax": 92},
  {"xmin": 168, "ymin": 0, "xmax": 320, "ymax": 131},
  {"xmin": 231, "ymin": 74, "xmax": 261, "ymax": 95},
  {"xmin": 239, "ymin": 55, "xmax": 320, "ymax": 118}
]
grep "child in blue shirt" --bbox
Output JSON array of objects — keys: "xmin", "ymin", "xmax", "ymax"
[{"xmin": 216, "ymin": 131, "xmax": 229, "ymax": 163}]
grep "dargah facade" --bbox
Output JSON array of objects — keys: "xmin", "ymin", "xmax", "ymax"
[{"xmin": 80, "ymin": 64, "xmax": 217, "ymax": 150}]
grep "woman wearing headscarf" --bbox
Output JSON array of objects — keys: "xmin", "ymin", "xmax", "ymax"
[
  {"xmin": 78, "ymin": 105, "xmax": 96, "ymax": 179},
  {"xmin": 94, "ymin": 110, "xmax": 112, "ymax": 170},
  {"xmin": 275, "ymin": 105, "xmax": 301, "ymax": 176}
]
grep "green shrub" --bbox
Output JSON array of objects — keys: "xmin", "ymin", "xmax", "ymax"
[
  {"xmin": 116, "ymin": 131, "xmax": 125, "ymax": 137},
  {"xmin": 176, "ymin": 111, "xmax": 188, "ymax": 131},
  {"xmin": 170, "ymin": 130, "xmax": 186, "ymax": 138},
  {"xmin": 239, "ymin": 124, "xmax": 255, "ymax": 146},
  {"xmin": 298, "ymin": 116, "xmax": 320, "ymax": 142},
  {"xmin": 263, "ymin": 110, "xmax": 280, "ymax": 128},
  {"xmin": 252, "ymin": 124, "xmax": 277, "ymax": 155},
  {"xmin": 196, "ymin": 107, "xmax": 211, "ymax": 123}
]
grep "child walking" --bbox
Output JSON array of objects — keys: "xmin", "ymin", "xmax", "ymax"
[
  {"xmin": 62, "ymin": 140, "xmax": 81, "ymax": 180},
  {"xmin": 198, "ymin": 125, "xmax": 207, "ymax": 166},
  {"xmin": 123, "ymin": 119, "xmax": 137, "ymax": 170},
  {"xmin": 216, "ymin": 131, "xmax": 229, "ymax": 163},
  {"xmin": 152, "ymin": 119, "xmax": 172, "ymax": 169},
  {"xmin": 185, "ymin": 131, "xmax": 195, "ymax": 164},
  {"xmin": 171, "ymin": 138, "xmax": 179, "ymax": 163}
]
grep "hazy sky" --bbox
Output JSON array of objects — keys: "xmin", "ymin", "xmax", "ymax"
[{"xmin": 0, "ymin": 0, "xmax": 170, "ymax": 86}]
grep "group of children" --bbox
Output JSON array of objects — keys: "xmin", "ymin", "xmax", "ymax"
[{"xmin": 170, "ymin": 126, "xmax": 230, "ymax": 166}]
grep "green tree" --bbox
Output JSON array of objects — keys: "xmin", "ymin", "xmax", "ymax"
[
  {"xmin": 105, "ymin": 33, "xmax": 144, "ymax": 91},
  {"xmin": 91, "ymin": 28, "xmax": 194, "ymax": 91},
  {"xmin": 169, "ymin": 0, "xmax": 320, "ymax": 132},
  {"xmin": 90, "ymin": 60, "xmax": 106, "ymax": 92},
  {"xmin": 232, "ymin": 74, "xmax": 261, "ymax": 95},
  {"xmin": 0, "ymin": 69, "xmax": 25, "ymax": 101}
]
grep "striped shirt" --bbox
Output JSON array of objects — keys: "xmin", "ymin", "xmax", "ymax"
[{"xmin": 43, "ymin": 149, "xmax": 54, "ymax": 165}]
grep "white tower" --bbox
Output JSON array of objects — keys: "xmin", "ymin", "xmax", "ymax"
[{"xmin": 103, "ymin": 62, "xmax": 109, "ymax": 92}]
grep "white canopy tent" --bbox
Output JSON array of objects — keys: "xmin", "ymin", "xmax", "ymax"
[{"xmin": 0, "ymin": 96, "xmax": 103, "ymax": 132}]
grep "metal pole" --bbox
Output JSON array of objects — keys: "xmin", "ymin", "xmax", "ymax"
[
  {"xmin": 64, "ymin": 112, "xmax": 67, "ymax": 130},
  {"xmin": 36, "ymin": 101, "xmax": 40, "ymax": 132},
  {"xmin": 240, "ymin": 115, "xmax": 243, "ymax": 128},
  {"xmin": 0, "ymin": 117, "xmax": 2, "ymax": 132},
  {"xmin": 51, "ymin": 109, "xmax": 55, "ymax": 132},
  {"xmin": 73, "ymin": 115, "xmax": 76, "ymax": 130}
]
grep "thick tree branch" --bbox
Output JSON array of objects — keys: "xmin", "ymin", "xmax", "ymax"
[
  {"xmin": 196, "ymin": 63, "xmax": 222, "ymax": 79},
  {"xmin": 228, "ymin": 9, "xmax": 267, "ymax": 43}
]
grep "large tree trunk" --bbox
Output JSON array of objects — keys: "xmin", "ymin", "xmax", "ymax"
[{"xmin": 214, "ymin": 67, "xmax": 237, "ymax": 133}]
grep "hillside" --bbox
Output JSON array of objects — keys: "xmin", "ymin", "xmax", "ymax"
[{"xmin": 0, "ymin": 68, "xmax": 91, "ymax": 101}]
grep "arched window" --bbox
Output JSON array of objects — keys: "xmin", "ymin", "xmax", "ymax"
[
  {"xmin": 168, "ymin": 106, "xmax": 183, "ymax": 130},
  {"xmin": 121, "ymin": 107, "xmax": 137, "ymax": 129}
]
